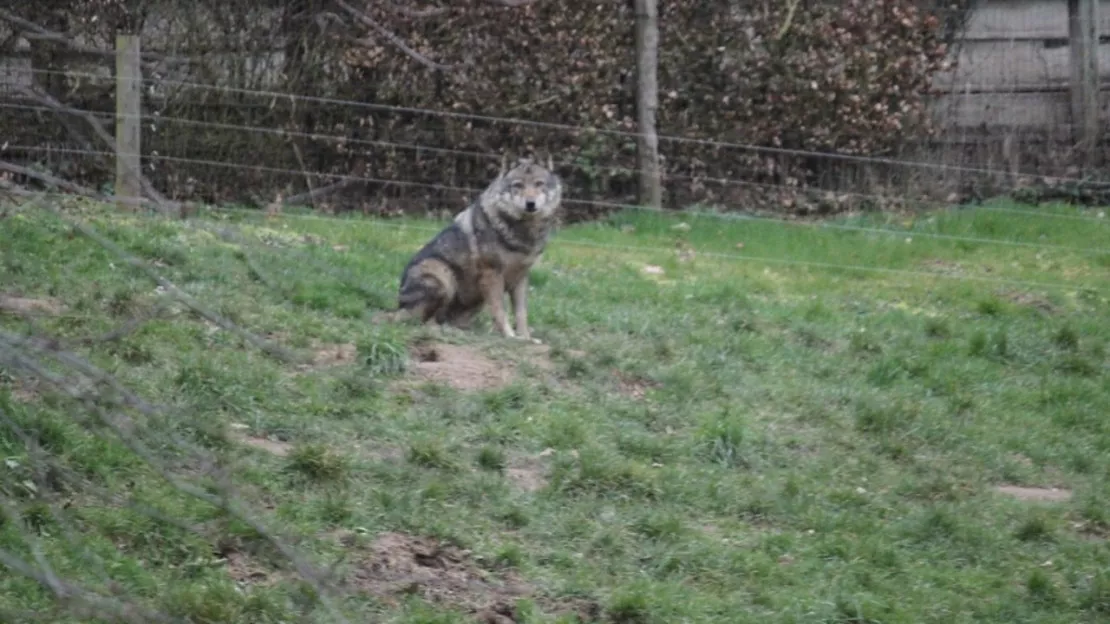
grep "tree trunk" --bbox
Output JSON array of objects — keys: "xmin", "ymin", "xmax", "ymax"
[{"xmin": 634, "ymin": 0, "xmax": 662, "ymax": 210}]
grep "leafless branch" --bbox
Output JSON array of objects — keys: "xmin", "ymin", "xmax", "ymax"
[
  {"xmin": 482, "ymin": 0, "xmax": 540, "ymax": 6},
  {"xmin": 0, "ymin": 160, "xmax": 106, "ymax": 197},
  {"xmin": 283, "ymin": 176, "xmax": 364, "ymax": 207},
  {"xmin": 387, "ymin": 2, "xmax": 449, "ymax": 18},
  {"xmin": 775, "ymin": 0, "xmax": 802, "ymax": 40},
  {"xmin": 0, "ymin": 8, "xmax": 185, "ymax": 66},
  {"xmin": 334, "ymin": 0, "xmax": 456, "ymax": 72},
  {"xmin": 14, "ymin": 86, "xmax": 174, "ymax": 212}
]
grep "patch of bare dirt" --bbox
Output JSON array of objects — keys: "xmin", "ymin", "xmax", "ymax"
[
  {"xmin": 345, "ymin": 532, "xmax": 600, "ymax": 622},
  {"xmin": 923, "ymin": 259, "xmax": 965, "ymax": 276},
  {"xmin": 0, "ymin": 293, "xmax": 65, "ymax": 316},
  {"xmin": 310, "ymin": 342, "xmax": 358, "ymax": 368},
  {"xmin": 1002, "ymin": 290, "xmax": 1058, "ymax": 314},
  {"xmin": 995, "ymin": 485, "xmax": 1073, "ymax": 503},
  {"xmin": 612, "ymin": 369, "xmax": 661, "ymax": 401},
  {"xmin": 352, "ymin": 441, "xmax": 405, "ymax": 464},
  {"xmin": 229, "ymin": 425, "xmax": 292, "ymax": 456},
  {"xmin": 504, "ymin": 453, "xmax": 551, "ymax": 493},
  {"xmin": 518, "ymin": 343, "xmax": 556, "ymax": 371},
  {"xmin": 222, "ymin": 549, "xmax": 279, "ymax": 586},
  {"xmin": 7, "ymin": 378, "xmax": 40, "ymax": 403},
  {"xmin": 408, "ymin": 343, "xmax": 514, "ymax": 391}
]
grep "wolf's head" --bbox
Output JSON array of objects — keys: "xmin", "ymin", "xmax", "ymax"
[{"xmin": 484, "ymin": 154, "xmax": 562, "ymax": 221}]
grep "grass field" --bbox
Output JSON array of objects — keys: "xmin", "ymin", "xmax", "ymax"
[{"xmin": 1, "ymin": 196, "xmax": 1108, "ymax": 623}]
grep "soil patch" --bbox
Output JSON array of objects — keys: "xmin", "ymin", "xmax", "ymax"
[
  {"xmin": 344, "ymin": 532, "xmax": 600, "ymax": 622},
  {"xmin": 229, "ymin": 425, "xmax": 292, "ymax": 456},
  {"xmin": 612, "ymin": 369, "xmax": 660, "ymax": 401},
  {"xmin": 0, "ymin": 293, "xmax": 65, "ymax": 316},
  {"xmin": 504, "ymin": 453, "xmax": 551, "ymax": 493},
  {"xmin": 310, "ymin": 342, "xmax": 358, "ymax": 368},
  {"xmin": 518, "ymin": 343, "xmax": 556, "ymax": 372},
  {"xmin": 408, "ymin": 343, "xmax": 513, "ymax": 391},
  {"xmin": 923, "ymin": 259, "xmax": 965, "ymax": 276},
  {"xmin": 223, "ymin": 549, "xmax": 278, "ymax": 586},
  {"xmin": 995, "ymin": 485, "xmax": 1072, "ymax": 503},
  {"xmin": 1002, "ymin": 290, "xmax": 1058, "ymax": 314},
  {"xmin": 7, "ymin": 378, "xmax": 40, "ymax": 403},
  {"xmin": 352, "ymin": 441, "xmax": 405, "ymax": 464}
]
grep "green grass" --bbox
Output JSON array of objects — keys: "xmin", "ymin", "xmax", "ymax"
[{"xmin": 1, "ymin": 197, "xmax": 1108, "ymax": 623}]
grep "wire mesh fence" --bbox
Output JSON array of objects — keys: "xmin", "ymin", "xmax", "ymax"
[{"xmin": 1, "ymin": 2, "xmax": 1109, "ymax": 623}]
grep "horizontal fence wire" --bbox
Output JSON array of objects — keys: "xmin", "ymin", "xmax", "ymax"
[
  {"xmin": 13, "ymin": 67, "xmax": 1105, "ymax": 185},
  {"xmin": 4, "ymin": 142, "xmax": 1108, "ymax": 254}
]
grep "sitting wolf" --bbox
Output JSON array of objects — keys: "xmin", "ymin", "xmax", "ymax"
[{"xmin": 390, "ymin": 155, "xmax": 562, "ymax": 342}]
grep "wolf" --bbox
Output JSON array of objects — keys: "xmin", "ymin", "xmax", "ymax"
[{"xmin": 388, "ymin": 154, "xmax": 562, "ymax": 342}]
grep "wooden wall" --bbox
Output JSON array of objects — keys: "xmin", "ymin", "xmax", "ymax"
[{"xmin": 932, "ymin": 0, "xmax": 1110, "ymax": 133}]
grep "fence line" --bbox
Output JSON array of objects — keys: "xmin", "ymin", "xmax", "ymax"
[
  {"xmin": 5, "ymin": 100, "xmax": 1106, "ymax": 226},
  {"xmin": 0, "ymin": 100, "xmax": 1062, "ymax": 214},
  {"xmin": 13, "ymin": 67, "xmax": 1100, "ymax": 183},
  {"xmin": 6, "ymin": 144, "xmax": 1108, "ymax": 253}
]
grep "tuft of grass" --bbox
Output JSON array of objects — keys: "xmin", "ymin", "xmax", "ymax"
[
  {"xmin": 695, "ymin": 409, "xmax": 748, "ymax": 468},
  {"xmin": 1053, "ymin": 325, "xmax": 1080, "ymax": 350},
  {"xmin": 1014, "ymin": 512, "xmax": 1056, "ymax": 542},
  {"xmin": 408, "ymin": 437, "xmax": 457, "ymax": 470},
  {"xmin": 358, "ymin": 337, "xmax": 409, "ymax": 376},
  {"xmin": 476, "ymin": 446, "xmax": 506, "ymax": 472},
  {"xmin": 284, "ymin": 443, "xmax": 350, "ymax": 484}
]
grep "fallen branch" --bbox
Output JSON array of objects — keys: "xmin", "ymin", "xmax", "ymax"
[{"xmin": 334, "ymin": 0, "xmax": 457, "ymax": 72}]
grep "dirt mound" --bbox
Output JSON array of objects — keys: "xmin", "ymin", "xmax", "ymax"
[
  {"xmin": 347, "ymin": 532, "xmax": 599, "ymax": 622},
  {"xmin": 995, "ymin": 485, "xmax": 1072, "ymax": 503},
  {"xmin": 408, "ymin": 343, "xmax": 514, "ymax": 391}
]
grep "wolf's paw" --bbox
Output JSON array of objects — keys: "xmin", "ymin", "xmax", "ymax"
[{"xmin": 514, "ymin": 333, "xmax": 542, "ymax": 345}]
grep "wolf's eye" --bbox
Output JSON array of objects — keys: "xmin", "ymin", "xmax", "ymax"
[
  {"xmin": 534, "ymin": 181, "xmax": 545, "ymax": 189},
  {"xmin": 511, "ymin": 182, "xmax": 524, "ymax": 191}
]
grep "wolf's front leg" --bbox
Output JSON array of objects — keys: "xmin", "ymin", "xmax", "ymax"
[
  {"xmin": 480, "ymin": 270, "xmax": 515, "ymax": 338},
  {"xmin": 509, "ymin": 275, "xmax": 537, "ymax": 343}
]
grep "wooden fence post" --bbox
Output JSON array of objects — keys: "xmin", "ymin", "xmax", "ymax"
[
  {"xmin": 1068, "ymin": 0, "xmax": 1101, "ymax": 171},
  {"xmin": 115, "ymin": 33, "xmax": 142, "ymax": 211},
  {"xmin": 634, "ymin": 0, "xmax": 663, "ymax": 210}
]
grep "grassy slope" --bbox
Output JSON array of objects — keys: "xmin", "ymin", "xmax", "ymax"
[{"xmin": 1, "ymin": 197, "xmax": 1109, "ymax": 623}]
